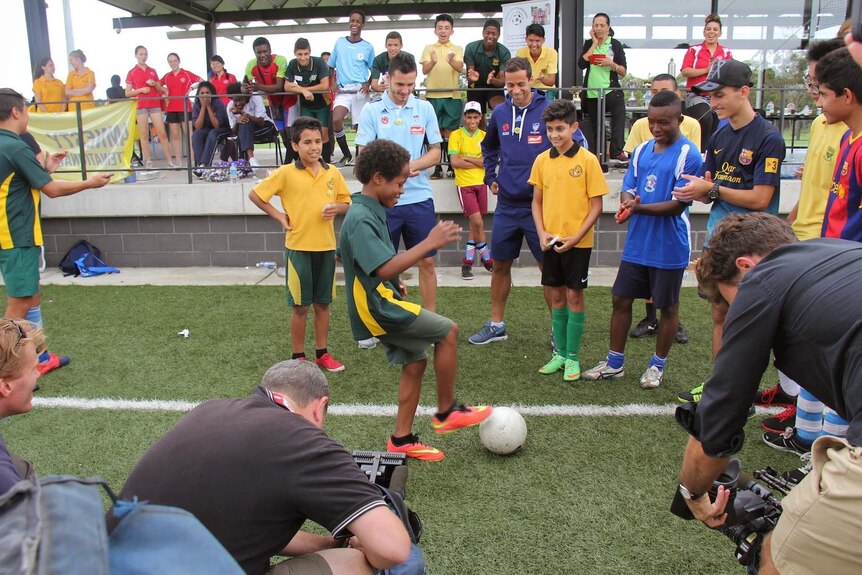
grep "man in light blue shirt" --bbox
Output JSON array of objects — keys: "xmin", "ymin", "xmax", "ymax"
[
  {"xmin": 328, "ymin": 9, "xmax": 375, "ymax": 167},
  {"xmin": 356, "ymin": 52, "xmax": 443, "ymax": 312}
]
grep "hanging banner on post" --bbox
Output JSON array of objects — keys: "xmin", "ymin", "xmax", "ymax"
[
  {"xmin": 502, "ymin": 0, "xmax": 556, "ymax": 52},
  {"xmin": 27, "ymin": 101, "xmax": 137, "ymax": 184}
]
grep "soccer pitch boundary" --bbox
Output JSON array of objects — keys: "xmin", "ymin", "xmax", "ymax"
[{"xmin": 32, "ymin": 396, "xmax": 786, "ymax": 417}]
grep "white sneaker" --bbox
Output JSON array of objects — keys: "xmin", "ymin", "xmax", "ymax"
[
  {"xmin": 249, "ymin": 157, "xmax": 260, "ymax": 168},
  {"xmin": 357, "ymin": 337, "xmax": 379, "ymax": 349},
  {"xmin": 639, "ymin": 365, "xmax": 664, "ymax": 389},
  {"xmin": 581, "ymin": 361, "xmax": 625, "ymax": 381}
]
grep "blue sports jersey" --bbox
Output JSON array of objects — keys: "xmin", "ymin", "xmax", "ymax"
[
  {"xmin": 329, "ymin": 37, "xmax": 375, "ymax": 86},
  {"xmin": 622, "ymin": 137, "xmax": 703, "ymax": 269},
  {"xmin": 704, "ymin": 114, "xmax": 785, "ymax": 239}
]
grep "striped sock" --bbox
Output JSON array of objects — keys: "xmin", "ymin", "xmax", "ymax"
[
  {"xmin": 822, "ymin": 408, "xmax": 849, "ymax": 439},
  {"xmin": 464, "ymin": 241, "xmax": 476, "ymax": 265},
  {"xmin": 795, "ymin": 388, "xmax": 823, "ymax": 447}
]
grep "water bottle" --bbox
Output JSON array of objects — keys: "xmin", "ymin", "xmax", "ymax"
[
  {"xmin": 765, "ymin": 101, "xmax": 775, "ymax": 115},
  {"xmin": 256, "ymin": 261, "xmax": 277, "ymax": 270},
  {"xmin": 668, "ymin": 57, "xmax": 676, "ymax": 77},
  {"xmin": 229, "ymin": 162, "xmax": 238, "ymax": 183},
  {"xmin": 607, "ymin": 45, "xmax": 614, "ymax": 66}
]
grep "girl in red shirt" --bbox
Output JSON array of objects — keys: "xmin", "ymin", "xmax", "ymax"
[
  {"xmin": 125, "ymin": 45, "xmax": 172, "ymax": 168},
  {"xmin": 680, "ymin": 14, "xmax": 733, "ymax": 149},
  {"xmin": 161, "ymin": 53, "xmax": 202, "ymax": 167},
  {"xmin": 208, "ymin": 55, "xmax": 237, "ymax": 107}
]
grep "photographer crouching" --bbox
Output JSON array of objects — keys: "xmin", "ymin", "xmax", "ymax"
[{"xmin": 674, "ymin": 213, "xmax": 862, "ymax": 575}]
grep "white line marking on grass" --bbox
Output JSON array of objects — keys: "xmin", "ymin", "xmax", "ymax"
[{"xmin": 32, "ymin": 396, "xmax": 786, "ymax": 417}]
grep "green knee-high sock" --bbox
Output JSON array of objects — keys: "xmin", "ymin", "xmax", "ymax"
[
  {"xmin": 567, "ymin": 310, "xmax": 586, "ymax": 360},
  {"xmin": 552, "ymin": 308, "xmax": 568, "ymax": 356}
]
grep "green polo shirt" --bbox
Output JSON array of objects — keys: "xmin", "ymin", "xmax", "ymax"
[
  {"xmin": 340, "ymin": 193, "xmax": 421, "ymax": 339},
  {"xmin": 370, "ymin": 51, "xmax": 414, "ymax": 80},
  {"xmin": 464, "ymin": 40, "xmax": 511, "ymax": 89},
  {"xmin": 285, "ymin": 56, "xmax": 329, "ymax": 110},
  {"xmin": 0, "ymin": 129, "xmax": 51, "ymax": 249}
]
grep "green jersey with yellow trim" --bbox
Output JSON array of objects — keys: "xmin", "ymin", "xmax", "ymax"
[{"xmin": 0, "ymin": 129, "xmax": 51, "ymax": 249}]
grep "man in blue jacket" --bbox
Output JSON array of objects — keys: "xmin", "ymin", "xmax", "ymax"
[{"xmin": 468, "ymin": 57, "xmax": 553, "ymax": 345}]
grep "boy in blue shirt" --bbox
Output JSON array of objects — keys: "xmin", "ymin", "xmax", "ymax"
[{"xmin": 583, "ymin": 91, "xmax": 703, "ymax": 388}]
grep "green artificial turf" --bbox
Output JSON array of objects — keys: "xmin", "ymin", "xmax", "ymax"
[{"xmin": 0, "ymin": 284, "xmax": 794, "ymax": 574}]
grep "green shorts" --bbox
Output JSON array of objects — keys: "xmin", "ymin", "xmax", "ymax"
[
  {"xmin": 300, "ymin": 105, "xmax": 331, "ymax": 128},
  {"xmin": 379, "ymin": 309, "xmax": 454, "ymax": 366},
  {"xmin": 0, "ymin": 246, "xmax": 41, "ymax": 298},
  {"xmin": 285, "ymin": 249, "xmax": 336, "ymax": 307},
  {"xmin": 428, "ymin": 97, "xmax": 463, "ymax": 131}
]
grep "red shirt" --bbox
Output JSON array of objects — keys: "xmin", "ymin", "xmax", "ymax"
[
  {"xmin": 211, "ymin": 70, "xmax": 237, "ymax": 106},
  {"xmin": 160, "ymin": 69, "xmax": 202, "ymax": 112},
  {"xmin": 682, "ymin": 43, "xmax": 732, "ymax": 89},
  {"xmin": 126, "ymin": 65, "xmax": 162, "ymax": 109},
  {"xmin": 249, "ymin": 56, "xmax": 297, "ymax": 109}
]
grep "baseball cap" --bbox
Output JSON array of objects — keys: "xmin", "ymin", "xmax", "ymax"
[
  {"xmin": 693, "ymin": 59, "xmax": 754, "ymax": 94},
  {"xmin": 463, "ymin": 101, "xmax": 482, "ymax": 115}
]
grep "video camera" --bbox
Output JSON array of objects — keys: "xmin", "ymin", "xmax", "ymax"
[{"xmin": 672, "ymin": 459, "xmax": 803, "ymax": 572}]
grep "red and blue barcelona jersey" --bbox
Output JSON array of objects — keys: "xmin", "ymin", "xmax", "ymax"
[{"xmin": 822, "ymin": 130, "xmax": 862, "ymax": 241}]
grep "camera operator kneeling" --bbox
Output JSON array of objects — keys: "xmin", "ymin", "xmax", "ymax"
[{"xmin": 673, "ymin": 213, "xmax": 862, "ymax": 575}]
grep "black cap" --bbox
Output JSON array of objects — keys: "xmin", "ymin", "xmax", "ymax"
[{"xmin": 693, "ymin": 59, "xmax": 754, "ymax": 94}]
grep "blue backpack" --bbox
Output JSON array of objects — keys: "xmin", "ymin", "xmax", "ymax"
[
  {"xmin": 0, "ymin": 475, "xmax": 243, "ymax": 575},
  {"xmin": 58, "ymin": 240, "xmax": 119, "ymax": 278}
]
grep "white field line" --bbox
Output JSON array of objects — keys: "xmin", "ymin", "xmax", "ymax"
[{"xmin": 31, "ymin": 396, "xmax": 786, "ymax": 417}]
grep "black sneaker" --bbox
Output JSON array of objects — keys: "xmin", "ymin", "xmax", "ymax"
[
  {"xmin": 760, "ymin": 405, "xmax": 797, "ymax": 434},
  {"xmin": 630, "ymin": 317, "xmax": 657, "ymax": 338},
  {"xmin": 446, "ymin": 168, "xmax": 455, "ymax": 178},
  {"xmin": 755, "ymin": 385, "xmax": 796, "ymax": 407},
  {"xmin": 675, "ymin": 323, "xmax": 690, "ymax": 344},
  {"xmin": 333, "ymin": 156, "xmax": 353, "ymax": 168},
  {"xmin": 762, "ymin": 428, "xmax": 810, "ymax": 456},
  {"xmin": 461, "ymin": 265, "xmax": 474, "ymax": 280},
  {"xmin": 430, "ymin": 167, "xmax": 443, "ymax": 180}
]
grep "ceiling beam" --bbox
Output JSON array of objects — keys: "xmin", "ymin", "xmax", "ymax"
[{"xmin": 146, "ymin": 0, "xmax": 214, "ymax": 23}]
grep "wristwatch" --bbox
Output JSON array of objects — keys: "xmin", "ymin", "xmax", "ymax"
[
  {"xmin": 707, "ymin": 182, "xmax": 721, "ymax": 201},
  {"xmin": 678, "ymin": 483, "xmax": 704, "ymax": 501}
]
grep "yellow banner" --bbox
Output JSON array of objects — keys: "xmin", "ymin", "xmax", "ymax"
[{"xmin": 27, "ymin": 101, "xmax": 137, "ymax": 183}]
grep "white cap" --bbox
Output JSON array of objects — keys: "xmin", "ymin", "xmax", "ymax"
[{"xmin": 463, "ymin": 101, "xmax": 482, "ymax": 115}]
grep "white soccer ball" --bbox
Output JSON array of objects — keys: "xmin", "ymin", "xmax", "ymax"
[{"xmin": 479, "ymin": 407, "xmax": 527, "ymax": 455}]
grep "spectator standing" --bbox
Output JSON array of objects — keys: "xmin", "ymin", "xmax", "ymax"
[
  {"xmin": 285, "ymin": 39, "xmax": 331, "ymax": 164},
  {"xmin": 370, "ymin": 32, "xmax": 410, "ymax": 93},
  {"xmin": 578, "ymin": 13, "xmax": 628, "ymax": 167},
  {"xmin": 420, "ymin": 13, "xmax": 464, "ymax": 179},
  {"xmin": 531, "ymin": 100, "xmax": 608, "ymax": 382},
  {"xmin": 32, "ymin": 58, "xmax": 65, "ymax": 113},
  {"xmin": 355, "ymin": 52, "xmax": 443, "ymax": 313},
  {"xmin": 190, "ymin": 81, "xmax": 229, "ymax": 171},
  {"xmin": 328, "ymin": 10, "xmax": 375, "ymax": 167},
  {"xmin": 243, "ymin": 37, "xmax": 297, "ymax": 164},
  {"xmin": 449, "ymin": 101, "xmax": 492, "ymax": 280},
  {"xmin": 465, "ymin": 19, "xmax": 511, "ymax": 124},
  {"xmin": 161, "ymin": 52, "xmax": 201, "ymax": 167},
  {"xmin": 249, "ymin": 117, "xmax": 350, "ymax": 373},
  {"xmin": 125, "ymin": 45, "xmax": 172, "ymax": 168},
  {"xmin": 681, "ymin": 14, "xmax": 733, "ymax": 150},
  {"xmin": 65, "ymin": 49, "xmax": 96, "ymax": 111},
  {"xmin": 113, "ymin": 360, "xmax": 412, "ymax": 574},
  {"xmin": 582, "ymin": 92, "xmax": 702, "ymax": 388},
  {"xmin": 208, "ymin": 55, "xmax": 237, "ymax": 107},
  {"xmin": 515, "ymin": 23, "xmax": 558, "ymax": 92},
  {"xmin": 106, "ymin": 75, "xmax": 125, "ymax": 100}
]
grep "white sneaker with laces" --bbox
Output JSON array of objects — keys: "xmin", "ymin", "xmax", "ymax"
[
  {"xmin": 581, "ymin": 361, "xmax": 624, "ymax": 381},
  {"xmin": 639, "ymin": 365, "xmax": 664, "ymax": 389},
  {"xmin": 357, "ymin": 337, "xmax": 379, "ymax": 349},
  {"xmin": 249, "ymin": 157, "xmax": 260, "ymax": 168}
]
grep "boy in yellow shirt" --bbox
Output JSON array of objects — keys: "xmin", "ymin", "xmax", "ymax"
[
  {"xmin": 249, "ymin": 116, "xmax": 351, "ymax": 372},
  {"xmin": 421, "ymin": 13, "xmax": 464, "ymax": 179},
  {"xmin": 448, "ymin": 101, "xmax": 492, "ymax": 279},
  {"xmin": 530, "ymin": 99, "xmax": 608, "ymax": 381}
]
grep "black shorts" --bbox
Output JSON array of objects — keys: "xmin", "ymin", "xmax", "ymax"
[
  {"xmin": 541, "ymin": 247, "xmax": 592, "ymax": 289},
  {"xmin": 612, "ymin": 260, "xmax": 685, "ymax": 309},
  {"xmin": 467, "ymin": 89, "xmax": 505, "ymax": 114},
  {"xmin": 165, "ymin": 111, "xmax": 190, "ymax": 123}
]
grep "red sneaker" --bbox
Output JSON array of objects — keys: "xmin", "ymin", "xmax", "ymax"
[
  {"xmin": 755, "ymin": 385, "xmax": 796, "ymax": 407},
  {"xmin": 760, "ymin": 405, "xmax": 797, "ymax": 434},
  {"xmin": 315, "ymin": 353, "xmax": 345, "ymax": 373},
  {"xmin": 37, "ymin": 352, "xmax": 70, "ymax": 376},
  {"xmin": 432, "ymin": 404, "xmax": 493, "ymax": 434},
  {"xmin": 387, "ymin": 435, "xmax": 444, "ymax": 462}
]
